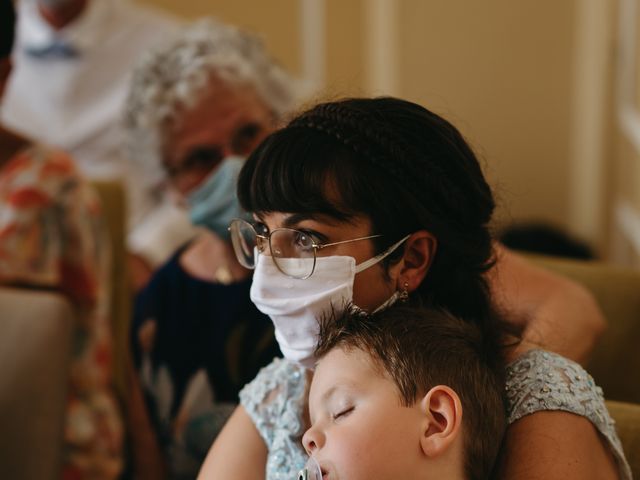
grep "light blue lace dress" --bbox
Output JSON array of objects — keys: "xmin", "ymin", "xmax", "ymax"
[{"xmin": 240, "ymin": 350, "xmax": 632, "ymax": 480}]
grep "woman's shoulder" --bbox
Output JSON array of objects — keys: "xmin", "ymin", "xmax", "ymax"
[
  {"xmin": 132, "ymin": 241, "xmax": 220, "ymax": 313},
  {"xmin": 239, "ymin": 357, "xmax": 308, "ymax": 442},
  {"xmin": 505, "ymin": 349, "xmax": 632, "ymax": 479},
  {"xmin": 4, "ymin": 145, "xmax": 79, "ymax": 179},
  {"xmin": 240, "ymin": 357, "xmax": 308, "ymax": 412},
  {"xmin": 0, "ymin": 144, "xmax": 103, "ymax": 289},
  {"xmin": 1, "ymin": 145, "xmax": 92, "ymax": 208},
  {"xmin": 505, "ymin": 349, "xmax": 604, "ymax": 422},
  {"xmin": 141, "ymin": 244, "xmax": 192, "ymax": 288}
]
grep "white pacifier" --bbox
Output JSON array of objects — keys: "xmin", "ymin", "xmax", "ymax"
[{"xmin": 297, "ymin": 456, "xmax": 322, "ymax": 480}]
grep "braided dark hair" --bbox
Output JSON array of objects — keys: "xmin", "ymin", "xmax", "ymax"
[
  {"xmin": 239, "ymin": 97, "xmax": 511, "ymax": 339},
  {"xmin": 1, "ymin": 0, "xmax": 16, "ymax": 59}
]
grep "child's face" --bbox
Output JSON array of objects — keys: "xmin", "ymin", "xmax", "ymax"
[{"xmin": 303, "ymin": 347, "xmax": 425, "ymax": 480}]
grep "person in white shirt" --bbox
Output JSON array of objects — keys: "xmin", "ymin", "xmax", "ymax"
[{"xmin": 2, "ymin": 0, "xmax": 194, "ymax": 285}]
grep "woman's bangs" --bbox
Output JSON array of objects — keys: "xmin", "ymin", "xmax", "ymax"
[{"xmin": 239, "ymin": 129, "xmax": 356, "ymax": 220}]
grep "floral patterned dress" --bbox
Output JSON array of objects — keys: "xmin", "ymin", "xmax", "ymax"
[{"xmin": 0, "ymin": 146, "xmax": 123, "ymax": 479}]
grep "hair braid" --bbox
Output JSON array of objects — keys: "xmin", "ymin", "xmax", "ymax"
[
  {"xmin": 289, "ymin": 101, "xmax": 470, "ymax": 224},
  {"xmin": 290, "ymin": 105, "xmax": 422, "ymax": 198}
]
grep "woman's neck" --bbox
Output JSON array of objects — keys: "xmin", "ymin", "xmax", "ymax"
[
  {"xmin": 179, "ymin": 230, "xmax": 252, "ymax": 284},
  {"xmin": 0, "ymin": 125, "xmax": 29, "ymax": 169}
]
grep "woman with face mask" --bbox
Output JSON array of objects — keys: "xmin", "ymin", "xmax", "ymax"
[
  {"xmin": 123, "ymin": 19, "xmax": 294, "ymax": 479},
  {"xmin": 199, "ymin": 98, "xmax": 630, "ymax": 480}
]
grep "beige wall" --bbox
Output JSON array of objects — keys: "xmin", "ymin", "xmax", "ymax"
[
  {"xmin": 138, "ymin": 0, "xmax": 635, "ymax": 261},
  {"xmin": 138, "ymin": 0, "xmax": 301, "ymax": 76},
  {"xmin": 614, "ymin": 133, "xmax": 640, "ymax": 210},
  {"xmin": 611, "ymin": 129, "xmax": 640, "ymax": 266},
  {"xmin": 396, "ymin": 1, "xmax": 577, "ymax": 231},
  {"xmin": 608, "ymin": 0, "xmax": 640, "ymax": 266},
  {"xmin": 609, "ymin": 127, "xmax": 640, "ymax": 267},
  {"xmin": 323, "ymin": 0, "xmax": 367, "ymax": 99}
]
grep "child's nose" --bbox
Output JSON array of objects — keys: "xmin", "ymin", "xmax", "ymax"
[{"xmin": 302, "ymin": 427, "xmax": 323, "ymax": 455}]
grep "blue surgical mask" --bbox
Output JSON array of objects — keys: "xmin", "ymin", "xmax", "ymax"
[{"xmin": 186, "ymin": 156, "xmax": 247, "ymax": 239}]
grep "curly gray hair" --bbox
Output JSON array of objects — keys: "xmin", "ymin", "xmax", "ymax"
[{"xmin": 124, "ymin": 18, "xmax": 296, "ymax": 171}]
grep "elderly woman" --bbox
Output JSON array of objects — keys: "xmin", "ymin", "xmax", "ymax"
[{"xmin": 123, "ymin": 19, "xmax": 294, "ymax": 479}]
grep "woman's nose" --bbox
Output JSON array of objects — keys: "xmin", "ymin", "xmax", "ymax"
[{"xmin": 302, "ymin": 427, "xmax": 323, "ymax": 455}]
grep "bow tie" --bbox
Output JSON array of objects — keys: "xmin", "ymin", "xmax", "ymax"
[{"xmin": 24, "ymin": 41, "xmax": 80, "ymax": 60}]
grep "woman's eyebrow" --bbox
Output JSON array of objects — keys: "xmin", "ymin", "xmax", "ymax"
[
  {"xmin": 282, "ymin": 212, "xmax": 350, "ymax": 229},
  {"xmin": 282, "ymin": 213, "xmax": 321, "ymax": 228}
]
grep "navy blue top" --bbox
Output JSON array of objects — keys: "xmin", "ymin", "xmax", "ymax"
[{"xmin": 131, "ymin": 245, "xmax": 279, "ymax": 474}]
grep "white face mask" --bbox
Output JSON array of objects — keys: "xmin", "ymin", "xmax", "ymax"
[{"xmin": 249, "ymin": 236, "xmax": 409, "ymax": 368}]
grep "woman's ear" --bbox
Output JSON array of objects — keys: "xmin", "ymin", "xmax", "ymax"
[
  {"xmin": 397, "ymin": 230, "xmax": 437, "ymax": 292},
  {"xmin": 419, "ymin": 385, "xmax": 463, "ymax": 458}
]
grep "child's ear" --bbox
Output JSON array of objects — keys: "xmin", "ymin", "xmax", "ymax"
[{"xmin": 419, "ymin": 385, "xmax": 463, "ymax": 458}]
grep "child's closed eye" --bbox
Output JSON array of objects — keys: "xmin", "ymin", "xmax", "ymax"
[{"xmin": 332, "ymin": 406, "xmax": 354, "ymax": 421}]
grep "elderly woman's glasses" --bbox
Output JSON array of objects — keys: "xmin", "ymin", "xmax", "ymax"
[
  {"xmin": 228, "ymin": 218, "xmax": 382, "ymax": 279},
  {"xmin": 163, "ymin": 122, "xmax": 264, "ymax": 179},
  {"xmin": 164, "ymin": 147, "xmax": 224, "ymax": 179}
]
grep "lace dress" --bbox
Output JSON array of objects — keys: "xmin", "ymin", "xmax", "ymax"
[{"xmin": 240, "ymin": 350, "xmax": 632, "ymax": 480}]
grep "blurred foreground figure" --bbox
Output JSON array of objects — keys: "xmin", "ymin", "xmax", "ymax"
[
  {"xmin": 1, "ymin": 0, "xmax": 186, "ymax": 273},
  {"xmin": 0, "ymin": 1, "xmax": 123, "ymax": 477}
]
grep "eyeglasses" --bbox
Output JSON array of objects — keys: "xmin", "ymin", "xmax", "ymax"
[
  {"xmin": 163, "ymin": 122, "xmax": 264, "ymax": 179},
  {"xmin": 228, "ymin": 218, "xmax": 382, "ymax": 279}
]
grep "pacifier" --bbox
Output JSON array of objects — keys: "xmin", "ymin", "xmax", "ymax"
[{"xmin": 297, "ymin": 456, "xmax": 322, "ymax": 480}]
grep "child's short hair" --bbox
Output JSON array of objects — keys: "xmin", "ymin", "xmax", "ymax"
[{"xmin": 315, "ymin": 304, "xmax": 506, "ymax": 480}]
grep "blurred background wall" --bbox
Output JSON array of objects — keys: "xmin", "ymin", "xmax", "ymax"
[{"xmin": 140, "ymin": 0, "xmax": 640, "ymax": 267}]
